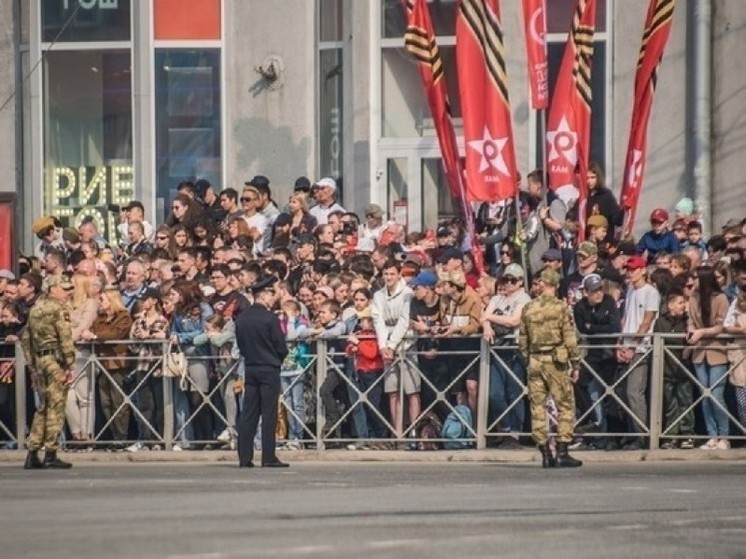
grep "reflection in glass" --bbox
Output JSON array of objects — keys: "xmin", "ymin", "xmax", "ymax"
[
  {"xmin": 318, "ymin": 48, "xmax": 344, "ymax": 190},
  {"xmin": 42, "ymin": 0, "xmax": 131, "ymax": 42},
  {"xmin": 546, "ymin": 0, "xmax": 606, "ymax": 33},
  {"xmin": 422, "ymin": 158, "xmax": 456, "ymax": 228},
  {"xmin": 382, "ymin": 0, "xmax": 458, "ymax": 38},
  {"xmin": 387, "ymin": 158, "xmax": 408, "ymax": 223},
  {"xmin": 43, "ymin": 50, "xmax": 133, "ymax": 239},
  {"xmin": 155, "ymin": 49, "xmax": 221, "ymax": 215},
  {"xmin": 319, "ymin": 0, "xmax": 344, "ymax": 42}
]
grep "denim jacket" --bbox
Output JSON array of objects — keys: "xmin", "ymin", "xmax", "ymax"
[{"xmin": 171, "ymin": 302, "xmax": 214, "ymax": 356}]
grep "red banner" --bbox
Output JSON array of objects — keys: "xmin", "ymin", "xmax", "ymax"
[
  {"xmin": 521, "ymin": 0, "xmax": 548, "ymax": 109},
  {"xmin": 545, "ymin": 0, "xmax": 597, "ymax": 241},
  {"xmin": 620, "ymin": 0, "xmax": 676, "ymax": 237},
  {"xmin": 456, "ymin": 0, "xmax": 518, "ymax": 203}
]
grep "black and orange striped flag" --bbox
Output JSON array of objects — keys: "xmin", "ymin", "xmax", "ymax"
[
  {"xmin": 620, "ymin": 0, "xmax": 676, "ymax": 237},
  {"xmin": 456, "ymin": 0, "xmax": 518, "ymax": 203},
  {"xmin": 545, "ymin": 0, "xmax": 597, "ymax": 241}
]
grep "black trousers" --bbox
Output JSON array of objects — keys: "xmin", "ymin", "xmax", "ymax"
[{"xmin": 237, "ymin": 366, "xmax": 280, "ymax": 466}]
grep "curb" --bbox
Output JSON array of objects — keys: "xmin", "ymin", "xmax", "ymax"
[{"xmin": 2, "ymin": 448, "xmax": 745, "ymax": 465}]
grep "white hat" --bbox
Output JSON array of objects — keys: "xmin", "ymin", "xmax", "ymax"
[
  {"xmin": 0, "ymin": 269, "xmax": 15, "ymax": 280},
  {"xmin": 315, "ymin": 177, "xmax": 337, "ymax": 191}
]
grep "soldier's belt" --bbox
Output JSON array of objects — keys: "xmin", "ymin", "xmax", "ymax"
[
  {"xmin": 531, "ymin": 349, "xmax": 555, "ymax": 355},
  {"xmin": 36, "ymin": 349, "xmax": 57, "ymax": 357}
]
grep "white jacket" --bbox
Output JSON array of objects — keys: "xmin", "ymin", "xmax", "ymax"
[{"xmin": 371, "ymin": 278, "xmax": 413, "ymax": 352}]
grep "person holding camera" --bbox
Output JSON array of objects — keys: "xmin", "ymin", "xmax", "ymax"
[{"xmin": 482, "ymin": 263, "xmax": 531, "ymax": 448}]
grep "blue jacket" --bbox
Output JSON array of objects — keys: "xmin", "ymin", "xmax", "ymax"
[
  {"xmin": 171, "ymin": 302, "xmax": 214, "ymax": 356},
  {"xmin": 637, "ymin": 230, "xmax": 680, "ymax": 263}
]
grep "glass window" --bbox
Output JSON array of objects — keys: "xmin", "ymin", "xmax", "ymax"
[
  {"xmin": 382, "ymin": 0, "xmax": 458, "ymax": 38},
  {"xmin": 42, "ymin": 0, "xmax": 131, "ymax": 43},
  {"xmin": 155, "ymin": 49, "xmax": 221, "ymax": 216},
  {"xmin": 546, "ymin": 0, "xmax": 606, "ymax": 34},
  {"xmin": 318, "ymin": 48, "xmax": 344, "ymax": 194},
  {"xmin": 382, "ymin": 46, "xmax": 460, "ymax": 138},
  {"xmin": 422, "ymin": 158, "xmax": 456, "ymax": 227},
  {"xmin": 319, "ymin": 0, "xmax": 344, "ymax": 42},
  {"xmin": 43, "ymin": 50, "xmax": 134, "ymax": 239}
]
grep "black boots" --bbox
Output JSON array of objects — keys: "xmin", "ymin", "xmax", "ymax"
[
  {"xmin": 539, "ymin": 444, "xmax": 557, "ymax": 468},
  {"xmin": 44, "ymin": 451, "xmax": 73, "ymax": 469},
  {"xmin": 556, "ymin": 442, "xmax": 583, "ymax": 468},
  {"xmin": 24, "ymin": 450, "xmax": 45, "ymax": 469}
]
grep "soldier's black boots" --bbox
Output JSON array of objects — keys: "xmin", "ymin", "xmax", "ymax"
[
  {"xmin": 44, "ymin": 451, "xmax": 73, "ymax": 469},
  {"xmin": 556, "ymin": 442, "xmax": 583, "ymax": 468},
  {"xmin": 24, "ymin": 450, "xmax": 45, "ymax": 469},
  {"xmin": 539, "ymin": 444, "xmax": 556, "ymax": 468}
]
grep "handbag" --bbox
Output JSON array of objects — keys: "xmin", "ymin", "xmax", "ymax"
[{"xmin": 163, "ymin": 341, "xmax": 188, "ymax": 387}]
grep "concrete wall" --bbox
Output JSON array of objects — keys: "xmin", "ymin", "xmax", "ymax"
[
  {"xmin": 0, "ymin": 0, "xmax": 17, "ymax": 192},
  {"xmin": 712, "ymin": 0, "xmax": 746, "ymax": 229},
  {"xmin": 224, "ymin": 0, "xmax": 316, "ymax": 205}
]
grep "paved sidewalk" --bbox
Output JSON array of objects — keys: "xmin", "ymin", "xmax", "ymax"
[{"xmin": 2, "ymin": 447, "xmax": 745, "ymax": 465}]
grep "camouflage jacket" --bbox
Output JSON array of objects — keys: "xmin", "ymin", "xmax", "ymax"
[
  {"xmin": 519, "ymin": 294, "xmax": 580, "ymax": 367},
  {"xmin": 21, "ymin": 296, "xmax": 76, "ymax": 371}
]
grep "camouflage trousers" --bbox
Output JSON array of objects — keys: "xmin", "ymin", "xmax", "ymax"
[
  {"xmin": 27, "ymin": 356, "xmax": 69, "ymax": 452},
  {"xmin": 527, "ymin": 355, "xmax": 576, "ymax": 445}
]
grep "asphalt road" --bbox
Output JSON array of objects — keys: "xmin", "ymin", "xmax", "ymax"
[{"xmin": 1, "ymin": 462, "xmax": 744, "ymax": 559}]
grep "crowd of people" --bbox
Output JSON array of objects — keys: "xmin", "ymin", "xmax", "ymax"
[{"xmin": 1, "ymin": 166, "xmax": 745, "ymax": 452}]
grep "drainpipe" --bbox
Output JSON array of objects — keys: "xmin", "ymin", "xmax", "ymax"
[{"xmin": 692, "ymin": 0, "xmax": 712, "ymax": 236}]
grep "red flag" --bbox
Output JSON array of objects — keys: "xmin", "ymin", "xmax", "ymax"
[
  {"xmin": 521, "ymin": 0, "xmax": 549, "ymax": 109},
  {"xmin": 404, "ymin": 0, "xmax": 483, "ymax": 272},
  {"xmin": 620, "ymin": 0, "xmax": 676, "ymax": 237},
  {"xmin": 456, "ymin": 0, "xmax": 518, "ymax": 203},
  {"xmin": 545, "ymin": 0, "xmax": 597, "ymax": 241}
]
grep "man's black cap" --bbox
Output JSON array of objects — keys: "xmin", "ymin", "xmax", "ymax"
[
  {"xmin": 194, "ymin": 179, "xmax": 212, "ymax": 198},
  {"xmin": 245, "ymin": 175, "xmax": 270, "ymax": 188},
  {"xmin": 274, "ymin": 213, "xmax": 292, "ymax": 228},
  {"xmin": 250, "ymin": 275, "xmax": 277, "ymax": 295},
  {"xmin": 294, "ymin": 176, "xmax": 311, "ymax": 192}
]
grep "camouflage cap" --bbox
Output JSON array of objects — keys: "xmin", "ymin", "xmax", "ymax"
[
  {"xmin": 47, "ymin": 274, "xmax": 73, "ymax": 290},
  {"xmin": 577, "ymin": 241, "xmax": 598, "ymax": 257},
  {"xmin": 539, "ymin": 268, "xmax": 561, "ymax": 286}
]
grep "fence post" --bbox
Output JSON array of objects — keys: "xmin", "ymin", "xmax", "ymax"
[
  {"xmin": 476, "ymin": 339, "xmax": 490, "ymax": 450},
  {"xmin": 649, "ymin": 333, "xmax": 665, "ymax": 451},
  {"xmin": 162, "ymin": 343, "xmax": 174, "ymax": 450},
  {"xmin": 14, "ymin": 342, "xmax": 27, "ymax": 447},
  {"xmin": 316, "ymin": 339, "xmax": 327, "ymax": 451}
]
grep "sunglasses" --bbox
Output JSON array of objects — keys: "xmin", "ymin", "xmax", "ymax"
[
  {"xmin": 156, "ymin": 235, "xmax": 168, "ymax": 240},
  {"xmin": 241, "ymin": 197, "xmax": 257, "ymax": 202},
  {"xmin": 505, "ymin": 277, "xmax": 522, "ymax": 285}
]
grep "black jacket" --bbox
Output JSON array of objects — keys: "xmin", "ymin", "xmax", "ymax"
[
  {"xmin": 235, "ymin": 303, "xmax": 288, "ymax": 369},
  {"xmin": 654, "ymin": 310, "xmax": 689, "ymax": 380},
  {"xmin": 573, "ymin": 293, "xmax": 622, "ymax": 360},
  {"xmin": 587, "ymin": 186, "xmax": 623, "ymax": 241}
]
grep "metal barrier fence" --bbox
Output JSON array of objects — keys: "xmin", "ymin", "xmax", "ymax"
[{"xmin": 1, "ymin": 334, "xmax": 745, "ymax": 451}]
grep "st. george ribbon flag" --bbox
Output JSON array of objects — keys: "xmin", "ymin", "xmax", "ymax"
[
  {"xmin": 620, "ymin": 0, "xmax": 676, "ymax": 237},
  {"xmin": 404, "ymin": 0, "xmax": 484, "ymax": 272},
  {"xmin": 545, "ymin": 0, "xmax": 597, "ymax": 242},
  {"xmin": 456, "ymin": 0, "xmax": 518, "ymax": 203},
  {"xmin": 521, "ymin": 0, "xmax": 549, "ymax": 110}
]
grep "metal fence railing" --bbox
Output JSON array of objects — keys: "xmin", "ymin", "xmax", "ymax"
[{"xmin": 1, "ymin": 334, "xmax": 745, "ymax": 451}]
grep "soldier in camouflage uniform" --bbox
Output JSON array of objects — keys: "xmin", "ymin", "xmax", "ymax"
[
  {"xmin": 518, "ymin": 268, "xmax": 583, "ymax": 468},
  {"xmin": 21, "ymin": 274, "xmax": 76, "ymax": 469}
]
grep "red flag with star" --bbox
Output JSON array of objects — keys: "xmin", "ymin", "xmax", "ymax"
[
  {"xmin": 456, "ymin": 0, "xmax": 518, "ymax": 203},
  {"xmin": 521, "ymin": 0, "xmax": 549, "ymax": 110},
  {"xmin": 620, "ymin": 0, "xmax": 676, "ymax": 237},
  {"xmin": 545, "ymin": 0, "xmax": 597, "ymax": 241}
]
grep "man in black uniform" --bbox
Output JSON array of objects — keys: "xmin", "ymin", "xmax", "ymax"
[{"xmin": 235, "ymin": 275, "xmax": 289, "ymax": 468}]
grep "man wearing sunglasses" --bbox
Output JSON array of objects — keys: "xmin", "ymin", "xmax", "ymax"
[{"xmin": 559, "ymin": 241, "xmax": 599, "ymax": 307}]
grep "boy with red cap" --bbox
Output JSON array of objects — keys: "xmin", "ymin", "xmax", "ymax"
[{"xmin": 636, "ymin": 208, "xmax": 681, "ymax": 264}]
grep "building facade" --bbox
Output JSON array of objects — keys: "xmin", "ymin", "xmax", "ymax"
[{"xmin": 1, "ymin": 0, "xmax": 743, "ymax": 255}]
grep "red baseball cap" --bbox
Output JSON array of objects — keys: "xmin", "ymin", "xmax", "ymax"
[
  {"xmin": 650, "ymin": 209, "xmax": 669, "ymax": 223},
  {"xmin": 626, "ymin": 255, "xmax": 647, "ymax": 271}
]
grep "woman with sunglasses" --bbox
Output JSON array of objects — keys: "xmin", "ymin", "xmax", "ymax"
[
  {"xmin": 687, "ymin": 266, "xmax": 731, "ymax": 449},
  {"xmin": 496, "ymin": 241, "xmax": 519, "ymax": 279},
  {"xmin": 153, "ymin": 225, "xmax": 178, "ymax": 260}
]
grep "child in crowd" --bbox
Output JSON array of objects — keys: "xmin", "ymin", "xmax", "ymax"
[
  {"xmin": 281, "ymin": 299, "xmax": 312, "ymax": 449},
  {"xmin": 654, "ymin": 291, "xmax": 695, "ymax": 449},
  {"xmin": 311, "ymin": 300, "xmax": 347, "ymax": 439},
  {"xmin": 682, "ymin": 221, "xmax": 708, "ymax": 259},
  {"xmin": 637, "ymin": 209, "xmax": 681, "ymax": 264},
  {"xmin": 586, "ymin": 214, "xmax": 609, "ymax": 249},
  {"xmin": 195, "ymin": 314, "xmax": 240, "ymax": 446},
  {"xmin": 345, "ymin": 308, "xmax": 385, "ymax": 448}
]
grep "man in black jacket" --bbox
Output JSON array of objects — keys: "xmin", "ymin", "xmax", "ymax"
[
  {"xmin": 586, "ymin": 162, "xmax": 623, "ymax": 242},
  {"xmin": 573, "ymin": 274, "xmax": 622, "ymax": 445},
  {"xmin": 235, "ymin": 275, "xmax": 289, "ymax": 468}
]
